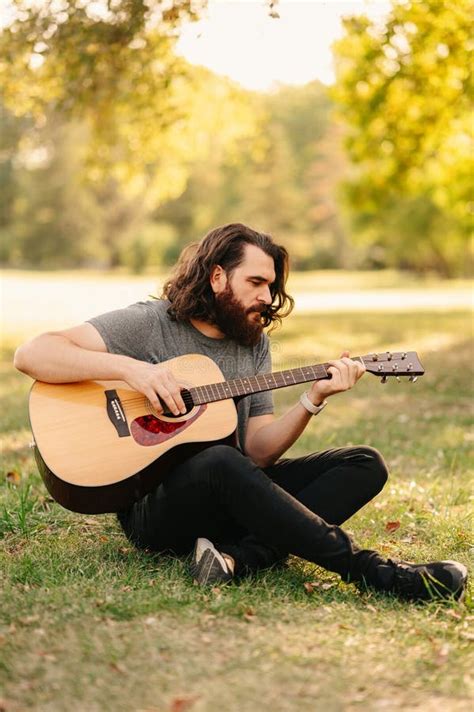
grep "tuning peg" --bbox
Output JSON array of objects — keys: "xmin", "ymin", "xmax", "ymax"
[
  {"xmin": 380, "ymin": 376, "xmax": 387, "ymax": 384},
  {"xmin": 396, "ymin": 376, "xmax": 401, "ymax": 382},
  {"xmin": 409, "ymin": 375, "xmax": 418, "ymax": 383}
]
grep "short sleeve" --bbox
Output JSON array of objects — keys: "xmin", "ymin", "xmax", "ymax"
[
  {"xmin": 249, "ymin": 334, "xmax": 274, "ymax": 417},
  {"xmin": 86, "ymin": 301, "xmax": 159, "ymax": 362}
]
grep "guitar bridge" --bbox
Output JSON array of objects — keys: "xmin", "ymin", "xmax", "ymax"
[{"xmin": 105, "ymin": 390, "xmax": 131, "ymax": 438}]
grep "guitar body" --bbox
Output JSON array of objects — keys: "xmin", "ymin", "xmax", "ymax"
[{"xmin": 29, "ymin": 354, "xmax": 238, "ymax": 514}]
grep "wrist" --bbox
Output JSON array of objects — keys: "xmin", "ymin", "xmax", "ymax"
[
  {"xmin": 299, "ymin": 391, "xmax": 328, "ymax": 416},
  {"xmin": 117, "ymin": 355, "xmax": 137, "ymax": 381},
  {"xmin": 308, "ymin": 391, "xmax": 325, "ymax": 407}
]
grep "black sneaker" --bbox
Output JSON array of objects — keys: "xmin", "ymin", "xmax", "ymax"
[
  {"xmin": 190, "ymin": 537, "xmax": 234, "ymax": 586},
  {"xmin": 374, "ymin": 559, "xmax": 468, "ymax": 602}
]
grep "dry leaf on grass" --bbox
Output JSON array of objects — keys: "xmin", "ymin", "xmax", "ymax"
[
  {"xmin": 109, "ymin": 662, "xmax": 127, "ymax": 674},
  {"xmin": 385, "ymin": 521, "xmax": 401, "ymax": 533},
  {"xmin": 169, "ymin": 695, "xmax": 199, "ymax": 712},
  {"xmin": 6, "ymin": 471, "xmax": 21, "ymax": 485},
  {"xmin": 243, "ymin": 607, "xmax": 256, "ymax": 622}
]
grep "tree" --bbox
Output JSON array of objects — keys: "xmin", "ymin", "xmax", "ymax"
[
  {"xmin": 0, "ymin": 2, "xmax": 265, "ymax": 267},
  {"xmin": 332, "ymin": 0, "xmax": 472, "ymax": 275},
  {"xmin": 0, "ymin": 1, "xmax": 207, "ymax": 196}
]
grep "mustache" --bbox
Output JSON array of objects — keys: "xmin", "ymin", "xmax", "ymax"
[{"xmin": 247, "ymin": 304, "xmax": 267, "ymax": 314}]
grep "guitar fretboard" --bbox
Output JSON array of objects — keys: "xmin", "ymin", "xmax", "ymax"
[{"xmin": 188, "ymin": 358, "xmax": 364, "ymax": 405}]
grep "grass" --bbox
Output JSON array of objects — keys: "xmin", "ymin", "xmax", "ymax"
[{"xmin": 1, "ymin": 280, "xmax": 473, "ymax": 711}]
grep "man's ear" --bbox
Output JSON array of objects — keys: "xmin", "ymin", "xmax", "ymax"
[{"xmin": 210, "ymin": 264, "xmax": 227, "ymax": 294}]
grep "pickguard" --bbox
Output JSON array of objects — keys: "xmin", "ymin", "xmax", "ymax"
[{"xmin": 130, "ymin": 404, "xmax": 207, "ymax": 446}]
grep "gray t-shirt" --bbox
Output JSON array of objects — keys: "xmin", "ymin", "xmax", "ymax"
[{"xmin": 87, "ymin": 299, "xmax": 274, "ymax": 449}]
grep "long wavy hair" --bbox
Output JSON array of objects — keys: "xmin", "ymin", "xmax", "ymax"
[{"xmin": 161, "ymin": 223, "xmax": 294, "ymax": 332}]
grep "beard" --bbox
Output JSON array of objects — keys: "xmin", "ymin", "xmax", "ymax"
[{"xmin": 214, "ymin": 284, "xmax": 267, "ymax": 347}]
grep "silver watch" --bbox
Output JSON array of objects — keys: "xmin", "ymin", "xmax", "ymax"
[{"xmin": 299, "ymin": 391, "xmax": 328, "ymax": 416}]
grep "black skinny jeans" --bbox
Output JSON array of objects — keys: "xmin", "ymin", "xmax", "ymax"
[{"xmin": 118, "ymin": 444, "xmax": 390, "ymax": 587}]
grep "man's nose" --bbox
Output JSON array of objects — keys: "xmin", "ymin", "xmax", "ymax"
[{"xmin": 258, "ymin": 285, "xmax": 272, "ymax": 305}]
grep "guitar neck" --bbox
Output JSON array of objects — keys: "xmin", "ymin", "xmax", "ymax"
[{"xmin": 189, "ymin": 357, "xmax": 364, "ymax": 405}]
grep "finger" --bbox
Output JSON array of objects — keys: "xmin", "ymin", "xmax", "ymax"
[
  {"xmin": 155, "ymin": 385, "xmax": 180, "ymax": 416},
  {"xmin": 325, "ymin": 366, "xmax": 345, "ymax": 393},
  {"xmin": 145, "ymin": 387, "xmax": 163, "ymax": 414},
  {"xmin": 341, "ymin": 356, "xmax": 358, "ymax": 384},
  {"xmin": 327, "ymin": 365, "xmax": 343, "ymax": 385},
  {"xmin": 165, "ymin": 377, "xmax": 187, "ymax": 414},
  {"xmin": 335, "ymin": 357, "xmax": 352, "ymax": 381},
  {"xmin": 340, "ymin": 350, "xmax": 350, "ymax": 359},
  {"xmin": 328, "ymin": 360, "xmax": 350, "ymax": 389},
  {"xmin": 327, "ymin": 361, "xmax": 346, "ymax": 382}
]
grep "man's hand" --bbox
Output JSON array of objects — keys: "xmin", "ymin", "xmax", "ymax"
[
  {"xmin": 308, "ymin": 351, "xmax": 366, "ymax": 405},
  {"xmin": 123, "ymin": 361, "xmax": 187, "ymax": 416}
]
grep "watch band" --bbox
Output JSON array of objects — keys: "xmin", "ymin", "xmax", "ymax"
[{"xmin": 299, "ymin": 391, "xmax": 328, "ymax": 416}]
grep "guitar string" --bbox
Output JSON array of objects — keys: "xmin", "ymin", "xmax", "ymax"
[
  {"xmin": 112, "ymin": 356, "xmax": 409, "ymax": 409},
  {"xmin": 116, "ymin": 364, "xmax": 334, "ymax": 408}
]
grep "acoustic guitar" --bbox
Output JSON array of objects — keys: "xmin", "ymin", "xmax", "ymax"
[{"xmin": 28, "ymin": 351, "xmax": 424, "ymax": 514}]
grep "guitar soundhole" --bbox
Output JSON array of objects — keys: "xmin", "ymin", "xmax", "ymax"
[{"xmin": 131, "ymin": 404, "xmax": 207, "ymax": 446}]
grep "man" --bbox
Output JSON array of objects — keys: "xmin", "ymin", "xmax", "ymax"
[{"xmin": 14, "ymin": 223, "xmax": 467, "ymax": 601}]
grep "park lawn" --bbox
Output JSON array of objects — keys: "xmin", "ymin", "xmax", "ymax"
[{"xmin": 0, "ymin": 306, "xmax": 473, "ymax": 712}]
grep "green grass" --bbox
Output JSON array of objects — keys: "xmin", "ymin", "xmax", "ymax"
[{"xmin": 1, "ymin": 298, "xmax": 473, "ymax": 711}]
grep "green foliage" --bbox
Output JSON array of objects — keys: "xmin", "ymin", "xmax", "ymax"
[
  {"xmin": 1, "ymin": 0, "xmax": 469, "ymax": 275},
  {"xmin": 155, "ymin": 81, "xmax": 350, "ymax": 270},
  {"xmin": 0, "ymin": 1, "xmax": 264, "ymax": 267},
  {"xmin": 0, "ymin": 1, "xmax": 203, "ymax": 183},
  {"xmin": 332, "ymin": 0, "xmax": 473, "ymax": 275}
]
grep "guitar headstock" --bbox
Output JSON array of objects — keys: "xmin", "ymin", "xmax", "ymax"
[{"xmin": 361, "ymin": 351, "xmax": 425, "ymax": 383}]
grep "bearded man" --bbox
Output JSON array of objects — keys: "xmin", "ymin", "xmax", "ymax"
[{"xmin": 14, "ymin": 223, "xmax": 467, "ymax": 602}]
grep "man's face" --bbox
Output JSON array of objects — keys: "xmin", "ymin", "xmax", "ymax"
[{"xmin": 213, "ymin": 244, "xmax": 276, "ymax": 347}]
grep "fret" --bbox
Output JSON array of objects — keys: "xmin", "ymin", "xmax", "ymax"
[{"xmin": 190, "ymin": 385, "xmax": 201, "ymax": 405}]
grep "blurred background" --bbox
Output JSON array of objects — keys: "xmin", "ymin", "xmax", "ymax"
[{"xmin": 0, "ymin": 0, "xmax": 472, "ymax": 336}]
